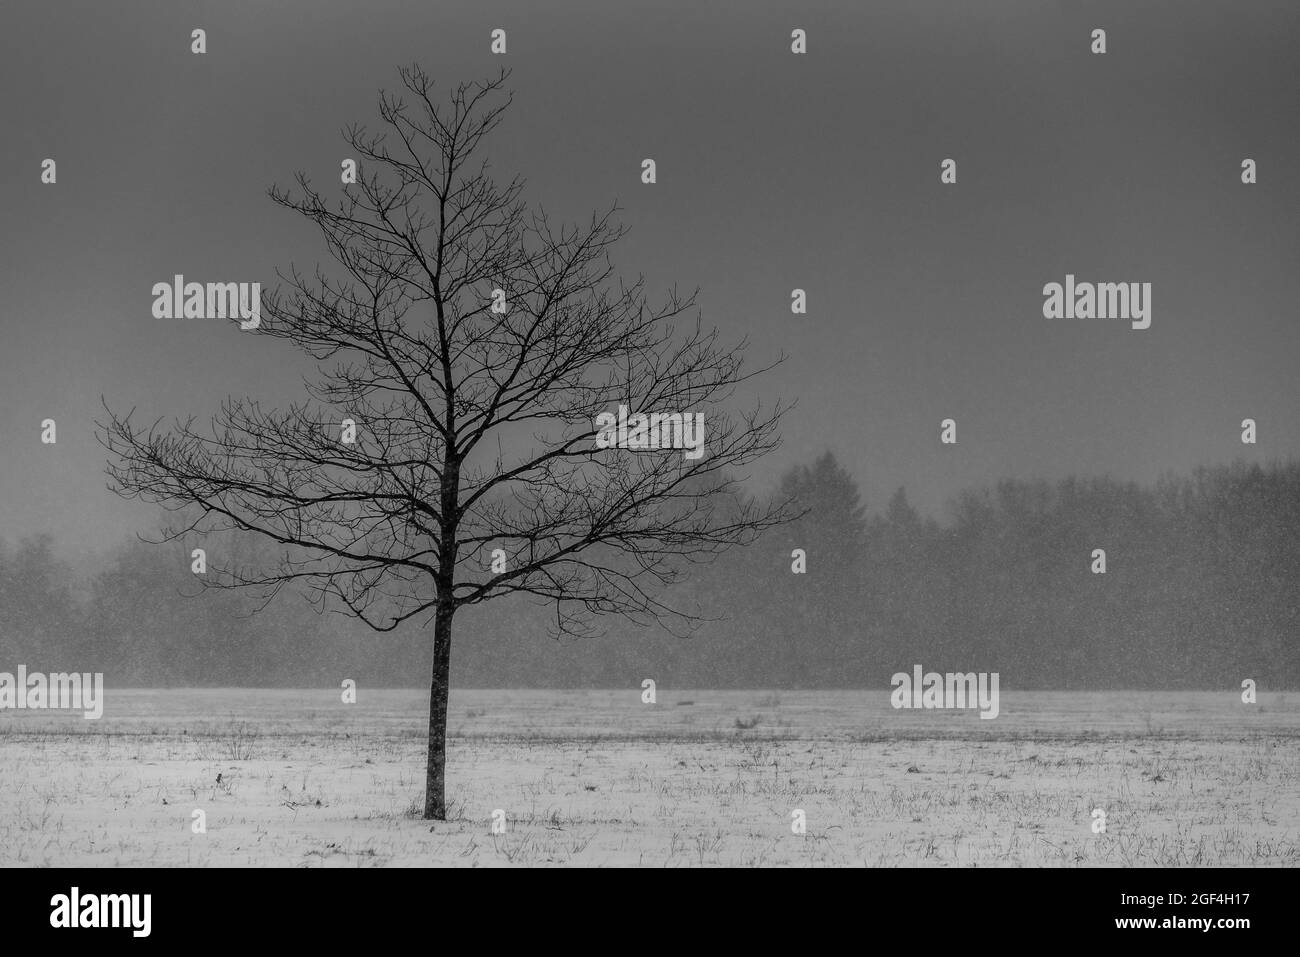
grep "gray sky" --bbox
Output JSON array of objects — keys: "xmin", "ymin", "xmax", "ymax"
[{"xmin": 2, "ymin": 0, "xmax": 1297, "ymax": 554}]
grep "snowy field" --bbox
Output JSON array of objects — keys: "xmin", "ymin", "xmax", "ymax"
[{"xmin": 1, "ymin": 689, "xmax": 1296, "ymax": 867}]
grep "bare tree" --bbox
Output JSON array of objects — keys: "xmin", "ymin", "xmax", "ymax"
[{"xmin": 99, "ymin": 66, "xmax": 790, "ymax": 820}]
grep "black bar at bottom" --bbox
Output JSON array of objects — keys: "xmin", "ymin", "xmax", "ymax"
[{"xmin": 0, "ymin": 866, "xmax": 1284, "ymax": 944}]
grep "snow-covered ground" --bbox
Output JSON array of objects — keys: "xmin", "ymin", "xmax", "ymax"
[{"xmin": 1, "ymin": 689, "xmax": 1295, "ymax": 866}]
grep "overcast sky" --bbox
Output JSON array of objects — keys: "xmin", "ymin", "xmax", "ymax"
[{"xmin": 2, "ymin": 0, "xmax": 1296, "ymax": 555}]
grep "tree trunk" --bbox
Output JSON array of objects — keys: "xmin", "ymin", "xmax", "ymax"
[{"xmin": 424, "ymin": 601, "xmax": 454, "ymax": 820}]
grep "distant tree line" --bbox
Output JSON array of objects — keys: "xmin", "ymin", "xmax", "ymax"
[{"xmin": 2, "ymin": 456, "xmax": 1296, "ymax": 689}]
